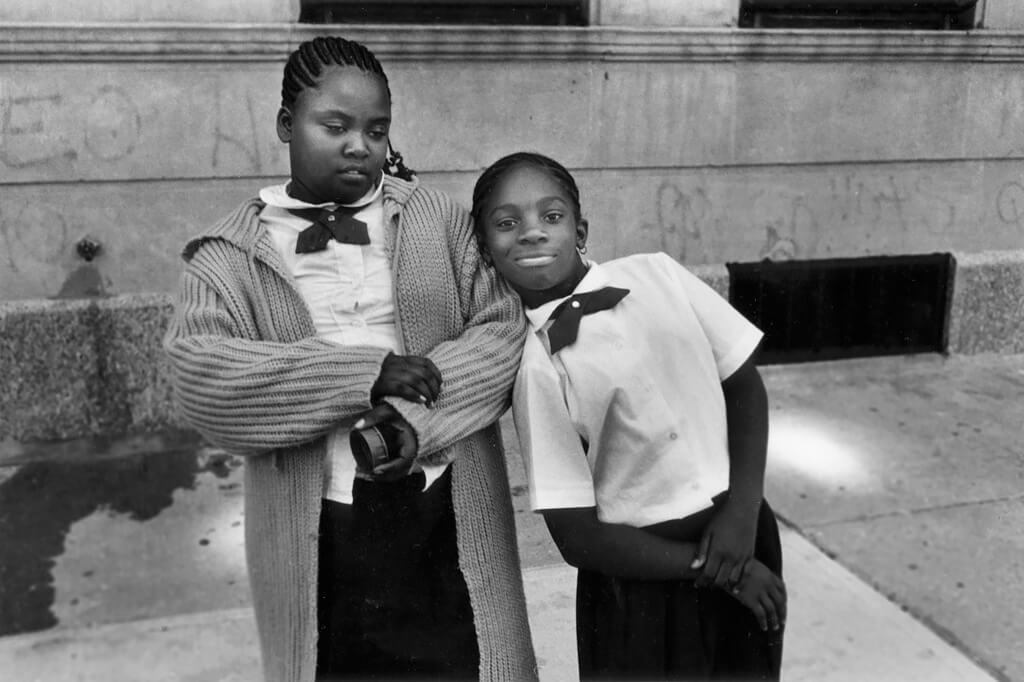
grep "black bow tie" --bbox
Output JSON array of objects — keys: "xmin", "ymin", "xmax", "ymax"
[
  {"xmin": 545, "ymin": 286, "xmax": 630, "ymax": 354},
  {"xmin": 289, "ymin": 205, "xmax": 370, "ymax": 253}
]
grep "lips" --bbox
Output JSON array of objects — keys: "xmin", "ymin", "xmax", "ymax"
[
  {"xmin": 338, "ymin": 167, "xmax": 368, "ymax": 177},
  {"xmin": 515, "ymin": 254, "xmax": 558, "ymax": 267}
]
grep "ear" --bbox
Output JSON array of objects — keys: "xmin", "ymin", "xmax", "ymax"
[
  {"xmin": 276, "ymin": 107, "xmax": 293, "ymax": 143},
  {"xmin": 576, "ymin": 218, "xmax": 590, "ymax": 250}
]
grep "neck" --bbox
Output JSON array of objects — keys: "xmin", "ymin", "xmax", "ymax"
[{"xmin": 518, "ymin": 258, "xmax": 589, "ymax": 309}]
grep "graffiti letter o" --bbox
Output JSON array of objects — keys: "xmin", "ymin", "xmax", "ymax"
[{"xmin": 84, "ymin": 86, "xmax": 141, "ymax": 162}]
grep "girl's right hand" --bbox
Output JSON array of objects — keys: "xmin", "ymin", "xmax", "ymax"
[
  {"xmin": 371, "ymin": 353, "xmax": 442, "ymax": 406},
  {"xmin": 727, "ymin": 559, "xmax": 786, "ymax": 633}
]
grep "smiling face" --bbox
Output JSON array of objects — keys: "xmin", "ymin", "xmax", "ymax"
[
  {"xmin": 478, "ymin": 163, "xmax": 589, "ymax": 308},
  {"xmin": 276, "ymin": 65, "xmax": 390, "ymax": 205}
]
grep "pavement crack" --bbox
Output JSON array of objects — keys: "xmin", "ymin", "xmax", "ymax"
[{"xmin": 806, "ymin": 492, "xmax": 1024, "ymax": 528}]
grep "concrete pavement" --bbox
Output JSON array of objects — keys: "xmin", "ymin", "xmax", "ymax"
[{"xmin": 1, "ymin": 352, "xmax": 1021, "ymax": 681}]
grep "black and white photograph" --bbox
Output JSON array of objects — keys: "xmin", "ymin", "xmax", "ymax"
[{"xmin": 0, "ymin": 1, "xmax": 1021, "ymax": 681}]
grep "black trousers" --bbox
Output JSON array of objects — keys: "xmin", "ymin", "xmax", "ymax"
[
  {"xmin": 316, "ymin": 470, "xmax": 479, "ymax": 681},
  {"xmin": 577, "ymin": 498, "xmax": 785, "ymax": 681}
]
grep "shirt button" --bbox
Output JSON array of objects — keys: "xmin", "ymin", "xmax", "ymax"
[
  {"xmin": 571, "ymin": 300, "xmax": 581, "ymax": 309},
  {"xmin": 669, "ymin": 432, "xmax": 678, "ymax": 440}
]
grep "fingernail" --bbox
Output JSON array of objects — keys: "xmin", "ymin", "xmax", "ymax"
[
  {"xmin": 354, "ymin": 419, "xmax": 365, "ymax": 429},
  {"xmin": 690, "ymin": 559, "xmax": 701, "ymax": 569},
  {"xmin": 419, "ymin": 394, "xmax": 428, "ymax": 403}
]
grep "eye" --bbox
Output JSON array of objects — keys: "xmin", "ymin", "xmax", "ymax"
[
  {"xmin": 367, "ymin": 129, "xmax": 388, "ymax": 140},
  {"xmin": 324, "ymin": 123, "xmax": 346, "ymax": 133},
  {"xmin": 542, "ymin": 211, "xmax": 564, "ymax": 224},
  {"xmin": 494, "ymin": 217, "xmax": 518, "ymax": 231}
]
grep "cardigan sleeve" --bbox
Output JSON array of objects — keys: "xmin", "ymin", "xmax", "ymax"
[
  {"xmin": 385, "ymin": 197, "xmax": 527, "ymax": 462},
  {"xmin": 163, "ymin": 245, "xmax": 390, "ymax": 456}
]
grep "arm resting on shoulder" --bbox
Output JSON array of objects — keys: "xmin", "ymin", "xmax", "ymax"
[{"xmin": 386, "ymin": 203, "xmax": 526, "ymax": 459}]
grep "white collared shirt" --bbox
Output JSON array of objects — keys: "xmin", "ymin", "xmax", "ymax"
[
  {"xmin": 259, "ymin": 178, "xmax": 446, "ymax": 503},
  {"xmin": 512, "ymin": 252, "xmax": 763, "ymax": 527}
]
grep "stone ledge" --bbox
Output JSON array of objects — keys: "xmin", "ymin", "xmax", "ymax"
[
  {"xmin": 3, "ymin": 24, "xmax": 1024, "ymax": 63},
  {"xmin": 0, "ymin": 294, "xmax": 179, "ymax": 444},
  {"xmin": 1, "ymin": 250, "xmax": 1019, "ymax": 446},
  {"xmin": 948, "ymin": 250, "xmax": 1024, "ymax": 354}
]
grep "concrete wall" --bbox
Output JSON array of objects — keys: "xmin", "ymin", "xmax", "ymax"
[
  {"xmin": 3, "ymin": 26, "xmax": 1024, "ymax": 300},
  {"xmin": 981, "ymin": 0, "xmax": 1024, "ymax": 29},
  {"xmin": 0, "ymin": 0, "xmax": 298, "ymax": 22},
  {"xmin": 592, "ymin": 0, "xmax": 736, "ymax": 27}
]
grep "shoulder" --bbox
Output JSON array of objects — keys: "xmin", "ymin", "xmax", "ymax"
[
  {"xmin": 385, "ymin": 175, "xmax": 459, "ymax": 212},
  {"xmin": 388, "ymin": 177, "xmax": 472, "ymax": 249},
  {"xmin": 411, "ymin": 185, "xmax": 466, "ymax": 221},
  {"xmin": 601, "ymin": 252, "xmax": 680, "ymax": 283},
  {"xmin": 182, "ymin": 197, "xmax": 264, "ymax": 262}
]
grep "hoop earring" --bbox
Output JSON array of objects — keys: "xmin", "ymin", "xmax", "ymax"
[{"xmin": 577, "ymin": 244, "xmax": 588, "ymax": 255}]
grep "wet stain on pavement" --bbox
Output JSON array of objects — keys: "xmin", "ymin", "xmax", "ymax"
[{"xmin": 0, "ymin": 447, "xmax": 232, "ymax": 636}]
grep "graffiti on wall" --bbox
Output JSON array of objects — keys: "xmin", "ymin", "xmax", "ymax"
[
  {"xmin": 637, "ymin": 181, "xmax": 711, "ymax": 262},
  {"xmin": 634, "ymin": 169, "xmax": 979, "ymax": 265},
  {"xmin": 995, "ymin": 180, "xmax": 1024, "ymax": 228},
  {"xmin": 0, "ymin": 80, "xmax": 276, "ymax": 178},
  {"xmin": 1, "ymin": 86, "xmax": 140, "ymax": 170}
]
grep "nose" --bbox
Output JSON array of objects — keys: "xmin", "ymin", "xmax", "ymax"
[
  {"xmin": 517, "ymin": 216, "xmax": 548, "ymax": 243},
  {"xmin": 343, "ymin": 132, "xmax": 370, "ymax": 158}
]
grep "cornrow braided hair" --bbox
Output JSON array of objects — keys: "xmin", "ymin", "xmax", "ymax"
[
  {"xmin": 470, "ymin": 152, "xmax": 582, "ymax": 252},
  {"xmin": 281, "ymin": 36, "xmax": 415, "ymax": 181}
]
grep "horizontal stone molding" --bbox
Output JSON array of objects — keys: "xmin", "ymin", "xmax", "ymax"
[{"xmin": 3, "ymin": 24, "xmax": 1024, "ymax": 63}]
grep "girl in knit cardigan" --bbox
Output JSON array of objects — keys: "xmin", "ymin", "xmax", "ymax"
[{"xmin": 164, "ymin": 37, "xmax": 536, "ymax": 682}]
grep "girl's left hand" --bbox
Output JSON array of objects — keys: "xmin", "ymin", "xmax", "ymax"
[{"xmin": 691, "ymin": 498, "xmax": 760, "ymax": 589}]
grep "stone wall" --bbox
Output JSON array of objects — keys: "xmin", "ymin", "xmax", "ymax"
[{"xmin": 4, "ymin": 26, "xmax": 1024, "ymax": 299}]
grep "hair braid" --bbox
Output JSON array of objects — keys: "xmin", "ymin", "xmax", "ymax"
[{"xmin": 280, "ymin": 36, "xmax": 415, "ymax": 180}]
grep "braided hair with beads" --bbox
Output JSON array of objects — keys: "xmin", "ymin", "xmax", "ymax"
[{"xmin": 281, "ymin": 36, "xmax": 414, "ymax": 181}]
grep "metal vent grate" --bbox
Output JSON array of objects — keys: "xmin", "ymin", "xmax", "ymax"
[{"xmin": 727, "ymin": 254, "xmax": 954, "ymax": 364}]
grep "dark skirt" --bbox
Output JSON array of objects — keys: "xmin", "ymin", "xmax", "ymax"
[
  {"xmin": 316, "ymin": 469, "xmax": 479, "ymax": 681},
  {"xmin": 576, "ymin": 497, "xmax": 784, "ymax": 681}
]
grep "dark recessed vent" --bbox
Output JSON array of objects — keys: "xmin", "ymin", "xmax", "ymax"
[
  {"xmin": 738, "ymin": 0, "xmax": 977, "ymax": 29},
  {"xmin": 727, "ymin": 254, "xmax": 953, "ymax": 364}
]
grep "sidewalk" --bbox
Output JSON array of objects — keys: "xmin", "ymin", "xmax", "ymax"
[
  {"xmin": 0, "ymin": 525, "xmax": 999, "ymax": 682},
  {"xmin": 1, "ymin": 353, "xmax": 1020, "ymax": 681}
]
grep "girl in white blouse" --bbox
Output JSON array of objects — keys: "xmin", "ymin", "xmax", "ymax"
[{"xmin": 471, "ymin": 152, "xmax": 786, "ymax": 681}]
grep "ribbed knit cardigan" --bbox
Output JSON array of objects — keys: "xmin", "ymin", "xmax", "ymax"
[{"xmin": 163, "ymin": 176, "xmax": 538, "ymax": 682}]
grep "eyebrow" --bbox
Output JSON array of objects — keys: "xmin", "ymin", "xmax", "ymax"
[
  {"xmin": 487, "ymin": 196, "xmax": 568, "ymax": 221},
  {"xmin": 310, "ymin": 108, "xmax": 391, "ymax": 125}
]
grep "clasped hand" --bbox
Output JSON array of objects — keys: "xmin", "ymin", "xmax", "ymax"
[
  {"xmin": 370, "ymin": 352, "xmax": 442, "ymax": 407},
  {"xmin": 691, "ymin": 497, "xmax": 759, "ymax": 590}
]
